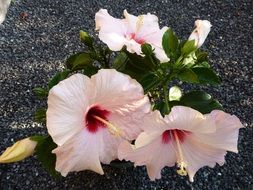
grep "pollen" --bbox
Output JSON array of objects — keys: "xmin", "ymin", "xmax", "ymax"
[
  {"xmin": 136, "ymin": 15, "xmax": 144, "ymax": 32},
  {"xmin": 93, "ymin": 115, "xmax": 122, "ymax": 136},
  {"xmin": 176, "ymin": 161, "xmax": 188, "ymax": 176}
]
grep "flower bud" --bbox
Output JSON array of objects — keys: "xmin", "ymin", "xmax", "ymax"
[
  {"xmin": 0, "ymin": 138, "xmax": 37, "ymax": 163},
  {"xmin": 188, "ymin": 20, "xmax": 212, "ymax": 48},
  {"xmin": 80, "ymin": 30, "xmax": 93, "ymax": 47}
]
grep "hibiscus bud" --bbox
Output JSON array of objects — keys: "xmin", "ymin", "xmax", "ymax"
[
  {"xmin": 188, "ymin": 20, "xmax": 212, "ymax": 48},
  {"xmin": 0, "ymin": 138, "xmax": 37, "ymax": 163},
  {"xmin": 80, "ymin": 30, "xmax": 93, "ymax": 47},
  {"xmin": 141, "ymin": 43, "xmax": 153, "ymax": 56}
]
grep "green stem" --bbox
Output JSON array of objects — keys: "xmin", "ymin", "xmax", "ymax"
[
  {"xmin": 163, "ymin": 83, "xmax": 170, "ymax": 114},
  {"xmin": 174, "ymin": 55, "xmax": 183, "ymax": 67},
  {"xmin": 148, "ymin": 55, "xmax": 156, "ymax": 70}
]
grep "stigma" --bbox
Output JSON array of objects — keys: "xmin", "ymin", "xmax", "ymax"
[
  {"xmin": 173, "ymin": 130, "xmax": 188, "ymax": 176},
  {"xmin": 176, "ymin": 161, "xmax": 187, "ymax": 176}
]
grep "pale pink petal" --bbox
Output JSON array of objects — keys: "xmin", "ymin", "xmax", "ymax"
[
  {"xmin": 47, "ymin": 74, "xmax": 95, "ymax": 146},
  {"xmin": 181, "ymin": 137, "xmax": 227, "ymax": 182},
  {"xmin": 144, "ymin": 26, "xmax": 167, "ymax": 45},
  {"xmin": 118, "ymin": 135, "xmax": 177, "ymax": 180},
  {"xmin": 123, "ymin": 10, "xmax": 159, "ymax": 38},
  {"xmin": 193, "ymin": 110, "xmax": 244, "ymax": 153},
  {"xmin": 145, "ymin": 27, "xmax": 170, "ymax": 63},
  {"xmin": 164, "ymin": 106, "xmax": 216, "ymax": 133},
  {"xmin": 53, "ymin": 128, "xmax": 122, "ymax": 176},
  {"xmin": 153, "ymin": 45, "xmax": 170, "ymax": 63},
  {"xmin": 95, "ymin": 9, "xmax": 127, "ymax": 51},
  {"xmin": 99, "ymin": 128, "xmax": 123, "ymax": 164},
  {"xmin": 125, "ymin": 39, "xmax": 142, "ymax": 54},
  {"xmin": 140, "ymin": 110, "xmax": 168, "ymax": 133},
  {"xmin": 91, "ymin": 69, "xmax": 149, "ymax": 110},
  {"xmin": 99, "ymin": 32, "xmax": 127, "ymax": 51},
  {"xmin": 123, "ymin": 10, "xmax": 139, "ymax": 34},
  {"xmin": 90, "ymin": 69, "xmax": 151, "ymax": 140},
  {"xmin": 52, "ymin": 129, "xmax": 104, "ymax": 176},
  {"xmin": 0, "ymin": 0, "xmax": 11, "ymax": 24},
  {"xmin": 95, "ymin": 9, "xmax": 126, "ymax": 32},
  {"xmin": 137, "ymin": 13, "xmax": 160, "ymax": 37},
  {"xmin": 108, "ymin": 96, "xmax": 151, "ymax": 140},
  {"xmin": 134, "ymin": 131, "xmax": 163, "ymax": 148},
  {"xmin": 188, "ymin": 20, "xmax": 211, "ymax": 48}
]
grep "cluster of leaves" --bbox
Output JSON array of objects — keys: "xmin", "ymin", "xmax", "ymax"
[{"xmin": 32, "ymin": 28, "xmax": 223, "ymax": 176}]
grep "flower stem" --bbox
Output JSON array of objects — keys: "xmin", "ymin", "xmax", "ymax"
[
  {"xmin": 148, "ymin": 55, "xmax": 156, "ymax": 70},
  {"xmin": 163, "ymin": 83, "xmax": 170, "ymax": 114}
]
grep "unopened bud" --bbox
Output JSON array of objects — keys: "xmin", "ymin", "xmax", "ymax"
[
  {"xmin": 0, "ymin": 137, "xmax": 37, "ymax": 163},
  {"xmin": 80, "ymin": 30, "xmax": 93, "ymax": 47},
  {"xmin": 188, "ymin": 20, "xmax": 212, "ymax": 48}
]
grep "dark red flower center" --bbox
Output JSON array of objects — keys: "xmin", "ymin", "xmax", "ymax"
[
  {"xmin": 162, "ymin": 129, "xmax": 191, "ymax": 144},
  {"xmin": 85, "ymin": 105, "xmax": 110, "ymax": 133}
]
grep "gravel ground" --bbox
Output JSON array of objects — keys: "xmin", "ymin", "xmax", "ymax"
[{"xmin": 0, "ymin": 0, "xmax": 252, "ymax": 189}]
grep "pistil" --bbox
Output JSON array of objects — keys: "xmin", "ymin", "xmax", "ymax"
[
  {"xmin": 92, "ymin": 115, "xmax": 122, "ymax": 137},
  {"xmin": 173, "ymin": 130, "xmax": 188, "ymax": 176}
]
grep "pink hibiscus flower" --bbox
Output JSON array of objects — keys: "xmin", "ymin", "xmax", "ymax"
[
  {"xmin": 95, "ymin": 9, "xmax": 169, "ymax": 63},
  {"xmin": 119, "ymin": 106, "xmax": 243, "ymax": 182},
  {"xmin": 46, "ymin": 69, "xmax": 151, "ymax": 176}
]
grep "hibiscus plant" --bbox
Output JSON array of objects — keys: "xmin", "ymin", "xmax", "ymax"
[{"xmin": 0, "ymin": 9, "xmax": 243, "ymax": 182}]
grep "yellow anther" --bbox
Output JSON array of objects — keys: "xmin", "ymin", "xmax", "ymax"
[
  {"xmin": 136, "ymin": 15, "xmax": 144, "ymax": 32},
  {"xmin": 93, "ymin": 115, "xmax": 122, "ymax": 137},
  {"xmin": 176, "ymin": 161, "xmax": 187, "ymax": 176}
]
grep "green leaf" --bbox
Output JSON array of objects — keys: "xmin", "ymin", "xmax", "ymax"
[
  {"xmin": 112, "ymin": 52, "xmax": 128, "ymax": 71},
  {"xmin": 80, "ymin": 30, "xmax": 93, "ymax": 47},
  {"xmin": 153, "ymin": 101, "xmax": 168, "ymax": 117},
  {"xmin": 181, "ymin": 52, "xmax": 197, "ymax": 68},
  {"xmin": 192, "ymin": 67, "xmax": 221, "ymax": 85},
  {"xmin": 141, "ymin": 43, "xmax": 153, "ymax": 56},
  {"xmin": 33, "ymin": 87, "xmax": 48, "ymax": 99},
  {"xmin": 66, "ymin": 52, "xmax": 94, "ymax": 71},
  {"xmin": 118, "ymin": 51, "xmax": 153, "ymax": 81},
  {"xmin": 177, "ymin": 68, "xmax": 199, "ymax": 83},
  {"xmin": 30, "ymin": 135, "xmax": 59, "ymax": 177},
  {"xmin": 125, "ymin": 51, "xmax": 154, "ymax": 71},
  {"xmin": 34, "ymin": 108, "xmax": 46, "ymax": 123},
  {"xmin": 169, "ymin": 86, "xmax": 182, "ymax": 101},
  {"xmin": 82, "ymin": 65, "xmax": 98, "ymax": 77},
  {"xmin": 139, "ymin": 73, "xmax": 160, "ymax": 92},
  {"xmin": 194, "ymin": 61, "xmax": 210, "ymax": 68},
  {"xmin": 195, "ymin": 51, "xmax": 208, "ymax": 63},
  {"xmin": 162, "ymin": 28, "xmax": 179, "ymax": 60},
  {"xmin": 30, "ymin": 135, "xmax": 47, "ymax": 142},
  {"xmin": 179, "ymin": 91, "xmax": 223, "ymax": 114},
  {"xmin": 141, "ymin": 43, "xmax": 159, "ymax": 67},
  {"xmin": 181, "ymin": 40, "xmax": 197, "ymax": 56},
  {"xmin": 48, "ymin": 70, "xmax": 70, "ymax": 89}
]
